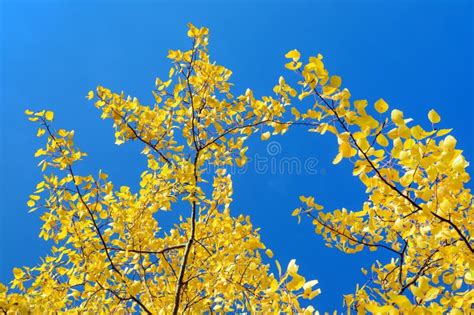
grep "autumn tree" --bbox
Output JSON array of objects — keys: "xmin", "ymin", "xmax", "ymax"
[
  {"xmin": 1, "ymin": 23, "xmax": 473, "ymax": 315},
  {"xmin": 284, "ymin": 50, "xmax": 474, "ymax": 313},
  {"xmin": 0, "ymin": 24, "xmax": 319, "ymax": 314}
]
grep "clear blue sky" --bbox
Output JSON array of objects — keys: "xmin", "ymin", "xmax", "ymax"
[{"xmin": 0, "ymin": 0, "xmax": 472, "ymax": 312}]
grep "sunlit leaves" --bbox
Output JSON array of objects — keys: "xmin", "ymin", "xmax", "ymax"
[
  {"xmin": 5, "ymin": 22, "xmax": 471, "ymax": 314},
  {"xmin": 285, "ymin": 49, "xmax": 302, "ymax": 70},
  {"xmin": 286, "ymin": 48, "xmax": 473, "ymax": 313},
  {"xmin": 2, "ymin": 24, "xmax": 318, "ymax": 314}
]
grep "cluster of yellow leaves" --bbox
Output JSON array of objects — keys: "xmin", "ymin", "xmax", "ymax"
[
  {"xmin": 288, "ymin": 49, "xmax": 474, "ymax": 313},
  {"xmin": 3, "ymin": 24, "xmax": 471, "ymax": 314},
  {"xmin": 1, "ymin": 24, "xmax": 320, "ymax": 314}
]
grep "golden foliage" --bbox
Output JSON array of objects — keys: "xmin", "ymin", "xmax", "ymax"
[{"xmin": 2, "ymin": 24, "xmax": 472, "ymax": 314}]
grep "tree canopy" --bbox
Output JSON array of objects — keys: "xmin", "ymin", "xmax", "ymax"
[{"xmin": 1, "ymin": 24, "xmax": 472, "ymax": 314}]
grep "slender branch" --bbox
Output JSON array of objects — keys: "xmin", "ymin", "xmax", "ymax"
[
  {"xmin": 109, "ymin": 244, "xmax": 186, "ymax": 255},
  {"xmin": 201, "ymin": 119, "xmax": 320, "ymax": 152},
  {"xmin": 430, "ymin": 212, "xmax": 473, "ymax": 252},
  {"xmin": 111, "ymin": 108, "xmax": 172, "ymax": 165},
  {"xmin": 173, "ymin": 44, "xmax": 200, "ymax": 314}
]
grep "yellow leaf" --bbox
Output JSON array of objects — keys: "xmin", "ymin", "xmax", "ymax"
[
  {"xmin": 303, "ymin": 279, "xmax": 318, "ymax": 290},
  {"xmin": 270, "ymin": 278, "xmax": 279, "ymax": 292},
  {"xmin": 443, "ymin": 135, "xmax": 457, "ymax": 150},
  {"xmin": 286, "ymin": 273, "xmax": 305, "ymax": 291},
  {"xmin": 275, "ymin": 260, "xmax": 282, "ymax": 277},
  {"xmin": 436, "ymin": 128, "xmax": 452, "ymax": 137},
  {"xmin": 285, "ymin": 61, "xmax": 302, "ymax": 70},
  {"xmin": 391, "ymin": 109, "xmax": 404, "ymax": 125},
  {"xmin": 45, "ymin": 111, "xmax": 54, "ymax": 121},
  {"xmin": 330, "ymin": 75, "xmax": 342, "ymax": 88},
  {"xmin": 465, "ymin": 270, "xmax": 474, "ymax": 283},
  {"xmin": 391, "ymin": 295, "xmax": 412, "ymax": 308},
  {"xmin": 339, "ymin": 142, "xmax": 355, "ymax": 158},
  {"xmin": 36, "ymin": 128, "xmax": 45, "ymax": 137},
  {"xmin": 261, "ymin": 132, "xmax": 271, "ymax": 141},
  {"xmin": 265, "ymin": 249, "xmax": 274, "ymax": 258},
  {"xmin": 291, "ymin": 208, "xmax": 300, "ymax": 216},
  {"xmin": 285, "ymin": 49, "xmax": 301, "ymax": 61},
  {"xmin": 13, "ymin": 268, "xmax": 24, "ymax": 279},
  {"xmin": 332, "ymin": 152, "xmax": 343, "ymax": 165},
  {"xmin": 424, "ymin": 287, "xmax": 439, "ymax": 302},
  {"xmin": 376, "ymin": 134, "xmax": 389, "ymax": 147},
  {"xmin": 291, "ymin": 107, "xmax": 301, "ymax": 120},
  {"xmin": 99, "ymin": 211, "xmax": 108, "ymax": 219},
  {"xmin": 410, "ymin": 125, "xmax": 430, "ymax": 140},
  {"xmin": 286, "ymin": 259, "xmax": 299, "ymax": 275},
  {"xmin": 428, "ymin": 109, "xmax": 440, "ymax": 123},
  {"xmin": 69, "ymin": 274, "xmax": 82, "ymax": 286},
  {"xmin": 374, "ymin": 98, "xmax": 389, "ymax": 113},
  {"xmin": 87, "ymin": 91, "xmax": 94, "ymax": 100},
  {"xmin": 452, "ymin": 155, "xmax": 467, "ymax": 172}
]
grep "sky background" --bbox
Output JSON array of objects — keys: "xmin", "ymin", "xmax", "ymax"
[{"xmin": 0, "ymin": 0, "xmax": 472, "ymax": 312}]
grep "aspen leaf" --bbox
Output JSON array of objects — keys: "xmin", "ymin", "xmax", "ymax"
[
  {"xmin": 45, "ymin": 111, "xmax": 54, "ymax": 121},
  {"xmin": 275, "ymin": 260, "xmax": 282, "ymax": 277},
  {"xmin": 69, "ymin": 274, "xmax": 82, "ymax": 286},
  {"xmin": 285, "ymin": 61, "xmax": 302, "ymax": 70},
  {"xmin": 87, "ymin": 91, "xmax": 94, "ymax": 100},
  {"xmin": 391, "ymin": 295, "xmax": 412, "ymax": 308},
  {"xmin": 436, "ymin": 128, "xmax": 452, "ymax": 137},
  {"xmin": 376, "ymin": 134, "xmax": 389, "ymax": 147},
  {"xmin": 285, "ymin": 49, "xmax": 301, "ymax": 61},
  {"xmin": 332, "ymin": 152, "xmax": 343, "ymax": 164},
  {"xmin": 374, "ymin": 98, "xmax": 388, "ymax": 113},
  {"xmin": 265, "ymin": 249, "xmax": 273, "ymax": 258},
  {"xmin": 443, "ymin": 135, "xmax": 457, "ymax": 150},
  {"xmin": 286, "ymin": 273, "xmax": 305, "ymax": 290},
  {"xmin": 286, "ymin": 259, "xmax": 299, "ymax": 275},
  {"xmin": 261, "ymin": 132, "xmax": 271, "ymax": 141},
  {"xmin": 269, "ymin": 278, "xmax": 279, "ymax": 292},
  {"xmin": 36, "ymin": 128, "xmax": 45, "ymax": 137},
  {"xmin": 13, "ymin": 268, "xmax": 24, "ymax": 279},
  {"xmin": 303, "ymin": 279, "xmax": 318, "ymax": 290},
  {"xmin": 391, "ymin": 109, "xmax": 404, "ymax": 125},
  {"xmin": 465, "ymin": 270, "xmax": 474, "ymax": 283},
  {"xmin": 428, "ymin": 109, "xmax": 440, "ymax": 123},
  {"xmin": 291, "ymin": 107, "xmax": 301, "ymax": 120}
]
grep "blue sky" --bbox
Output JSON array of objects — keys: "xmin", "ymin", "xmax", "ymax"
[{"xmin": 0, "ymin": 0, "xmax": 472, "ymax": 312}]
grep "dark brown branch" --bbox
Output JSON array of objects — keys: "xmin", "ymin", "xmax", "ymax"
[
  {"xmin": 111, "ymin": 108, "xmax": 172, "ymax": 165},
  {"xmin": 109, "ymin": 244, "xmax": 186, "ymax": 255},
  {"xmin": 173, "ymin": 42, "xmax": 200, "ymax": 314}
]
